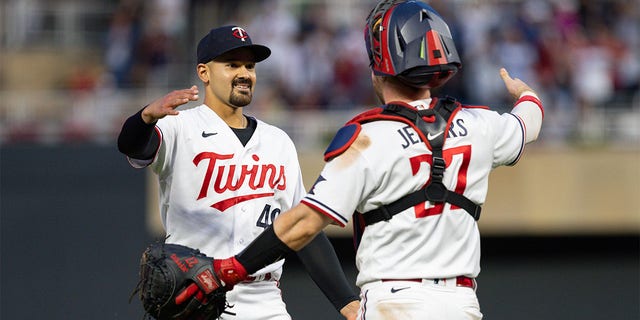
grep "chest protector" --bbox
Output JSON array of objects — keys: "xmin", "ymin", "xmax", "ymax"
[{"xmin": 326, "ymin": 97, "xmax": 481, "ymax": 233}]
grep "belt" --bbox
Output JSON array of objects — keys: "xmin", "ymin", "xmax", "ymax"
[
  {"xmin": 243, "ymin": 272, "xmax": 273, "ymax": 283},
  {"xmin": 381, "ymin": 276, "xmax": 476, "ymax": 289}
]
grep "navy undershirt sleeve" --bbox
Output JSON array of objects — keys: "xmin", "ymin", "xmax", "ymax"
[
  {"xmin": 117, "ymin": 107, "xmax": 160, "ymax": 160},
  {"xmin": 297, "ymin": 232, "xmax": 359, "ymax": 311},
  {"xmin": 235, "ymin": 227, "xmax": 358, "ymax": 311}
]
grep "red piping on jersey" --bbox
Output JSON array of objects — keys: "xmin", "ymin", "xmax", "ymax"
[
  {"xmin": 514, "ymin": 114, "xmax": 528, "ymax": 137},
  {"xmin": 300, "ymin": 199, "xmax": 346, "ymax": 227},
  {"xmin": 517, "ymin": 95, "xmax": 544, "ymax": 118},
  {"xmin": 152, "ymin": 126, "xmax": 163, "ymax": 164},
  {"xmin": 459, "ymin": 105, "xmax": 489, "ymax": 110},
  {"xmin": 211, "ymin": 192, "xmax": 274, "ymax": 212}
]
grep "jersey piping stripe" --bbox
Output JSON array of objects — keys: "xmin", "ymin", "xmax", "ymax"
[
  {"xmin": 361, "ymin": 289, "xmax": 369, "ymax": 319},
  {"xmin": 507, "ymin": 112, "xmax": 526, "ymax": 166},
  {"xmin": 301, "ymin": 198, "xmax": 348, "ymax": 227},
  {"xmin": 152, "ymin": 125, "xmax": 164, "ymax": 164}
]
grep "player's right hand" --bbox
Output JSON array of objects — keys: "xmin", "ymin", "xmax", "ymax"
[
  {"xmin": 339, "ymin": 300, "xmax": 360, "ymax": 320},
  {"xmin": 141, "ymin": 85, "xmax": 199, "ymax": 124},
  {"xmin": 499, "ymin": 68, "xmax": 535, "ymax": 100}
]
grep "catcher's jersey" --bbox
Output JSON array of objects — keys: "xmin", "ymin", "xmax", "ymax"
[
  {"xmin": 131, "ymin": 104, "xmax": 305, "ymax": 278},
  {"xmin": 302, "ymin": 98, "xmax": 529, "ymax": 287}
]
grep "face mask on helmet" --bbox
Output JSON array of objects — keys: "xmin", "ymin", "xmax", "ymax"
[{"xmin": 365, "ymin": 0, "xmax": 462, "ymax": 88}]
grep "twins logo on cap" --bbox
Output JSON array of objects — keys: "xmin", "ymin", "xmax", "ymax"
[
  {"xmin": 232, "ymin": 27, "xmax": 248, "ymax": 42},
  {"xmin": 197, "ymin": 25, "xmax": 271, "ymax": 63}
]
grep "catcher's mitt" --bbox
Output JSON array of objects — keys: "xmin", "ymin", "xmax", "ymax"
[{"xmin": 131, "ymin": 242, "xmax": 229, "ymax": 320}]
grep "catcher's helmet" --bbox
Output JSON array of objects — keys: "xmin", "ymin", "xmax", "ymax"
[{"xmin": 365, "ymin": 0, "xmax": 461, "ymax": 88}]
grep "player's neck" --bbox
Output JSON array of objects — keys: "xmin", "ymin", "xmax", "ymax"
[
  {"xmin": 205, "ymin": 101, "xmax": 247, "ymax": 128},
  {"xmin": 383, "ymin": 90, "xmax": 431, "ymax": 102},
  {"xmin": 382, "ymin": 86, "xmax": 431, "ymax": 104}
]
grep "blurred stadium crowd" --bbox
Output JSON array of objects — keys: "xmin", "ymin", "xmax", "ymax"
[{"xmin": 1, "ymin": 0, "xmax": 638, "ymax": 148}]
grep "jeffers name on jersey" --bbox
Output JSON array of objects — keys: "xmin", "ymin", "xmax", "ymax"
[{"xmin": 399, "ymin": 118, "xmax": 468, "ymax": 149}]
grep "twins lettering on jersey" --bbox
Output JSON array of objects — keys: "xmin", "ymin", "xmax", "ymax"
[{"xmin": 193, "ymin": 151, "xmax": 286, "ymax": 211}]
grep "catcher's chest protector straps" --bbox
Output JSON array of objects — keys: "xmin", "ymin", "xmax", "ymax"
[{"xmin": 355, "ymin": 97, "xmax": 481, "ymax": 226}]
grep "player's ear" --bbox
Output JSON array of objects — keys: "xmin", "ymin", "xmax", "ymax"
[{"xmin": 197, "ymin": 63, "xmax": 210, "ymax": 83}]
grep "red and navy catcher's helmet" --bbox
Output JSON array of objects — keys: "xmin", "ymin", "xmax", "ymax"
[{"xmin": 365, "ymin": 0, "xmax": 461, "ymax": 88}]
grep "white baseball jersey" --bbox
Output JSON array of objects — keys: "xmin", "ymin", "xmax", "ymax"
[
  {"xmin": 302, "ymin": 95, "xmax": 543, "ymax": 287},
  {"xmin": 129, "ymin": 104, "xmax": 306, "ymax": 280}
]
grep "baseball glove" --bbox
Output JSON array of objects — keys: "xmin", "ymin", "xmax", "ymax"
[{"xmin": 131, "ymin": 241, "xmax": 229, "ymax": 320}]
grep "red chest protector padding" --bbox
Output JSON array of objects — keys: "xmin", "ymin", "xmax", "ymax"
[{"xmin": 324, "ymin": 97, "xmax": 481, "ymax": 230}]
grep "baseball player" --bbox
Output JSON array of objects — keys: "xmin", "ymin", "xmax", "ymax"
[
  {"xmin": 191, "ymin": 1, "xmax": 545, "ymax": 320},
  {"xmin": 117, "ymin": 25, "xmax": 359, "ymax": 319}
]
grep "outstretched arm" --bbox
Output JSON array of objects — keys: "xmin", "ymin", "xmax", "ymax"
[
  {"xmin": 500, "ymin": 68, "xmax": 544, "ymax": 144},
  {"xmin": 117, "ymin": 86, "xmax": 199, "ymax": 159},
  {"xmin": 213, "ymin": 204, "xmax": 358, "ymax": 318},
  {"xmin": 140, "ymin": 85, "xmax": 199, "ymax": 124},
  {"xmin": 226, "ymin": 203, "xmax": 333, "ymax": 275}
]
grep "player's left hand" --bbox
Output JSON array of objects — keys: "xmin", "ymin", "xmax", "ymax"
[{"xmin": 499, "ymin": 68, "xmax": 535, "ymax": 99}]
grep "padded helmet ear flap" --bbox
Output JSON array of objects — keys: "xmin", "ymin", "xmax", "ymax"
[
  {"xmin": 398, "ymin": 64, "xmax": 460, "ymax": 89},
  {"xmin": 364, "ymin": 0, "xmax": 462, "ymax": 88}
]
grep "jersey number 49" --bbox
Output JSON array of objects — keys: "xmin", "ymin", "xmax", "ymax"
[{"xmin": 256, "ymin": 204, "xmax": 281, "ymax": 228}]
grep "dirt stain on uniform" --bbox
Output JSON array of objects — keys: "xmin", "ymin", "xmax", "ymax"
[
  {"xmin": 334, "ymin": 133, "xmax": 371, "ymax": 168},
  {"xmin": 376, "ymin": 302, "xmax": 411, "ymax": 319}
]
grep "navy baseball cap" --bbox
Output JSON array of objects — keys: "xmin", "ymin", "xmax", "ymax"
[{"xmin": 197, "ymin": 25, "xmax": 271, "ymax": 64}]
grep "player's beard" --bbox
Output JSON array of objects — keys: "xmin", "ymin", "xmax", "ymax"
[
  {"xmin": 230, "ymin": 90, "xmax": 252, "ymax": 107},
  {"xmin": 229, "ymin": 80, "xmax": 252, "ymax": 107}
]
